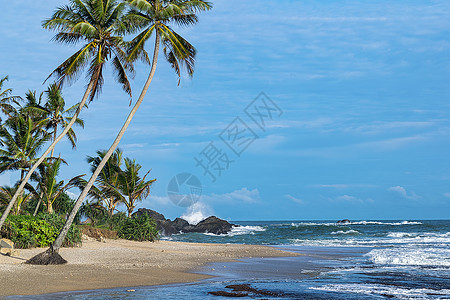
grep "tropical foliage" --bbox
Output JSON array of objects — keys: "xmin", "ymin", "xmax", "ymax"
[{"xmin": 0, "ymin": 0, "xmax": 211, "ymax": 259}]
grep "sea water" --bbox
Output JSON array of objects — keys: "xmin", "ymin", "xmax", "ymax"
[{"xmin": 9, "ymin": 220, "xmax": 450, "ymax": 299}]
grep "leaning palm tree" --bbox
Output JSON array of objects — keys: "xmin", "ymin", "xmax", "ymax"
[
  {"xmin": 27, "ymin": 0, "xmax": 212, "ymax": 265},
  {"xmin": 0, "ymin": 0, "xmax": 134, "ymax": 230},
  {"xmin": 118, "ymin": 158, "xmax": 156, "ymax": 217}
]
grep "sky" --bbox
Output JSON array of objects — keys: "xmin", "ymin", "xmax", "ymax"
[{"xmin": 1, "ymin": 0, "xmax": 450, "ymax": 221}]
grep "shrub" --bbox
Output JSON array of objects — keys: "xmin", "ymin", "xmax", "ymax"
[
  {"xmin": 117, "ymin": 214, "xmax": 159, "ymax": 242},
  {"xmin": 37, "ymin": 213, "xmax": 81, "ymax": 247},
  {"xmin": 1, "ymin": 215, "xmax": 58, "ymax": 248},
  {"xmin": 107, "ymin": 212, "xmax": 127, "ymax": 230},
  {"xmin": 0, "ymin": 214, "xmax": 81, "ymax": 249}
]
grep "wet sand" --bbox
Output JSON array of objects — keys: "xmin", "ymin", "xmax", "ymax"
[{"xmin": 0, "ymin": 239, "xmax": 297, "ymax": 296}]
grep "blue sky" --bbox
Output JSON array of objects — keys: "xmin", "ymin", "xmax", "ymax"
[{"xmin": 1, "ymin": 0, "xmax": 450, "ymax": 221}]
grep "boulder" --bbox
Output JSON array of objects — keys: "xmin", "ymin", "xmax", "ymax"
[
  {"xmin": 0, "ymin": 238, "xmax": 13, "ymax": 249},
  {"xmin": 172, "ymin": 218, "xmax": 190, "ymax": 232},
  {"xmin": 336, "ymin": 219, "xmax": 351, "ymax": 225},
  {"xmin": 0, "ymin": 238, "xmax": 19, "ymax": 256},
  {"xmin": 184, "ymin": 216, "xmax": 235, "ymax": 235},
  {"xmin": 133, "ymin": 208, "xmax": 167, "ymax": 222},
  {"xmin": 132, "ymin": 209, "xmax": 236, "ymax": 236}
]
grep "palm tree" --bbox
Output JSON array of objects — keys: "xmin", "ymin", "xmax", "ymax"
[
  {"xmin": 0, "ymin": 76, "xmax": 21, "ymax": 121},
  {"xmin": 28, "ymin": 158, "xmax": 85, "ymax": 214},
  {"xmin": 27, "ymin": 0, "xmax": 212, "ymax": 264},
  {"xmin": 0, "ymin": 111, "xmax": 51, "ymax": 181},
  {"xmin": 26, "ymin": 84, "xmax": 85, "ymax": 157},
  {"xmin": 0, "ymin": 186, "xmax": 32, "ymax": 216},
  {"xmin": 0, "ymin": 0, "xmax": 134, "ymax": 230},
  {"xmin": 86, "ymin": 148, "xmax": 124, "ymax": 216},
  {"xmin": 118, "ymin": 158, "xmax": 156, "ymax": 217}
]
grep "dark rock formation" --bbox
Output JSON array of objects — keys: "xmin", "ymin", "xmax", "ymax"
[
  {"xmin": 183, "ymin": 216, "xmax": 234, "ymax": 235},
  {"xmin": 336, "ymin": 219, "xmax": 351, "ymax": 225},
  {"xmin": 171, "ymin": 218, "xmax": 190, "ymax": 232},
  {"xmin": 132, "ymin": 208, "xmax": 236, "ymax": 236}
]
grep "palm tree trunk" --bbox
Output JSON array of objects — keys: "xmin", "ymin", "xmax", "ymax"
[
  {"xmin": 50, "ymin": 31, "xmax": 161, "ymax": 254},
  {"xmin": 50, "ymin": 128, "xmax": 57, "ymax": 158},
  {"xmin": 33, "ymin": 191, "xmax": 44, "ymax": 216},
  {"xmin": 0, "ymin": 78, "xmax": 96, "ymax": 230}
]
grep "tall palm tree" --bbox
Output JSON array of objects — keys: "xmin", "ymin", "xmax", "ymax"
[
  {"xmin": 86, "ymin": 148, "xmax": 124, "ymax": 216},
  {"xmin": 27, "ymin": 0, "xmax": 212, "ymax": 264},
  {"xmin": 0, "ymin": 0, "xmax": 134, "ymax": 230},
  {"xmin": 118, "ymin": 158, "xmax": 155, "ymax": 217},
  {"xmin": 28, "ymin": 158, "xmax": 85, "ymax": 214}
]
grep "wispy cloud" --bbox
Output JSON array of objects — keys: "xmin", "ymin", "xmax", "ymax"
[
  {"xmin": 285, "ymin": 194, "xmax": 305, "ymax": 204},
  {"xmin": 312, "ymin": 184, "xmax": 377, "ymax": 189},
  {"xmin": 388, "ymin": 186, "xmax": 421, "ymax": 200}
]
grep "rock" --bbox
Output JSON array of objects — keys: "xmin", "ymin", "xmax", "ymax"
[
  {"xmin": 184, "ymin": 216, "xmax": 235, "ymax": 235},
  {"xmin": 133, "ymin": 208, "xmax": 166, "ymax": 222},
  {"xmin": 0, "ymin": 239, "xmax": 18, "ymax": 256},
  {"xmin": 171, "ymin": 218, "xmax": 189, "ymax": 232},
  {"xmin": 157, "ymin": 220, "xmax": 178, "ymax": 236},
  {"xmin": 132, "ymin": 209, "xmax": 236, "ymax": 236},
  {"xmin": 337, "ymin": 219, "xmax": 351, "ymax": 225}
]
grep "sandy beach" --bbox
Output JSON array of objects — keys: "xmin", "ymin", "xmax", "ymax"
[{"xmin": 0, "ymin": 239, "xmax": 297, "ymax": 296}]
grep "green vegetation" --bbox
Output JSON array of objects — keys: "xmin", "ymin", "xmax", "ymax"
[
  {"xmin": 0, "ymin": 214, "xmax": 80, "ymax": 249},
  {"xmin": 0, "ymin": 0, "xmax": 212, "ymax": 261},
  {"xmin": 118, "ymin": 214, "xmax": 158, "ymax": 242}
]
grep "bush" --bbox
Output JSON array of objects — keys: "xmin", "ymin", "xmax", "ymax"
[
  {"xmin": 1, "ymin": 215, "xmax": 58, "ymax": 248},
  {"xmin": 117, "ymin": 214, "xmax": 159, "ymax": 242},
  {"xmin": 107, "ymin": 212, "xmax": 127, "ymax": 230},
  {"xmin": 0, "ymin": 214, "xmax": 81, "ymax": 249},
  {"xmin": 37, "ymin": 213, "xmax": 81, "ymax": 247}
]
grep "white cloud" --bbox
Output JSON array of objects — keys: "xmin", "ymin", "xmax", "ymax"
[
  {"xmin": 388, "ymin": 186, "xmax": 421, "ymax": 200},
  {"xmin": 285, "ymin": 194, "xmax": 305, "ymax": 204},
  {"xmin": 336, "ymin": 195, "xmax": 361, "ymax": 202},
  {"xmin": 312, "ymin": 184, "xmax": 377, "ymax": 189},
  {"xmin": 203, "ymin": 188, "xmax": 261, "ymax": 204}
]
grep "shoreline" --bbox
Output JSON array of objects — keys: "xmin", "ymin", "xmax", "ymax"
[{"xmin": 0, "ymin": 239, "xmax": 298, "ymax": 296}]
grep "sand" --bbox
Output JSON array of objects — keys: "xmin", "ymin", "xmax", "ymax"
[{"xmin": 0, "ymin": 239, "xmax": 297, "ymax": 296}]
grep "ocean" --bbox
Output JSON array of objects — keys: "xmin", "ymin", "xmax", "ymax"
[{"xmin": 9, "ymin": 220, "xmax": 450, "ymax": 299}]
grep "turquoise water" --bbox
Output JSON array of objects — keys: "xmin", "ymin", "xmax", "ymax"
[{"xmin": 8, "ymin": 220, "xmax": 450, "ymax": 299}]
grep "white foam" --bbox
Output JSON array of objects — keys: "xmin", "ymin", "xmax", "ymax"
[
  {"xmin": 203, "ymin": 225, "xmax": 266, "ymax": 237},
  {"xmin": 350, "ymin": 220, "xmax": 423, "ymax": 226},
  {"xmin": 310, "ymin": 283, "xmax": 450, "ymax": 299},
  {"xmin": 330, "ymin": 230, "xmax": 360, "ymax": 235},
  {"xmin": 366, "ymin": 248, "xmax": 450, "ymax": 267},
  {"xmin": 180, "ymin": 202, "xmax": 214, "ymax": 225}
]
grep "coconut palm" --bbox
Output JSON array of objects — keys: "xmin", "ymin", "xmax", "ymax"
[
  {"xmin": 0, "ymin": 111, "xmax": 51, "ymax": 181},
  {"xmin": 117, "ymin": 158, "xmax": 155, "ymax": 217},
  {"xmin": 0, "ymin": 0, "xmax": 134, "ymax": 230},
  {"xmin": 26, "ymin": 84, "xmax": 85, "ymax": 157},
  {"xmin": 86, "ymin": 148, "xmax": 124, "ymax": 216},
  {"xmin": 27, "ymin": 0, "xmax": 212, "ymax": 264},
  {"xmin": 0, "ymin": 76, "xmax": 21, "ymax": 121},
  {"xmin": 0, "ymin": 186, "xmax": 32, "ymax": 216},
  {"xmin": 27, "ymin": 158, "xmax": 85, "ymax": 214}
]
